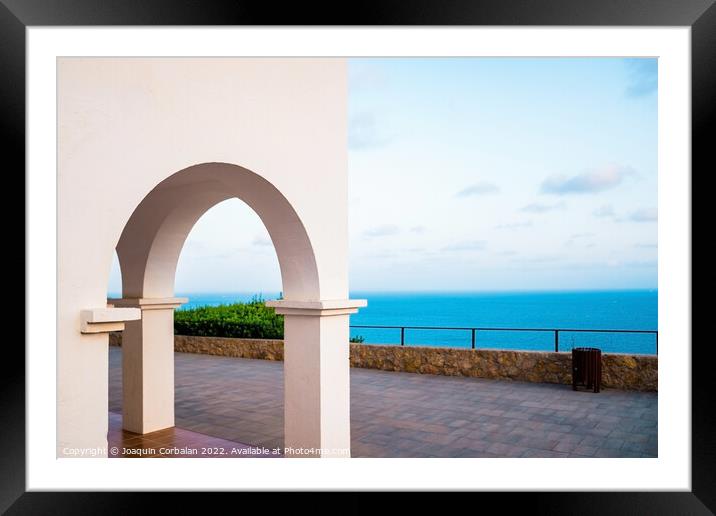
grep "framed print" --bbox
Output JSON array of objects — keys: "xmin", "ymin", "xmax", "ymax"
[{"xmin": 5, "ymin": 0, "xmax": 711, "ymax": 512}]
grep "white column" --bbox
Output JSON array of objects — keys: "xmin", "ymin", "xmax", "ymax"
[
  {"xmin": 266, "ymin": 299, "xmax": 366, "ymax": 458},
  {"xmin": 57, "ymin": 306, "xmax": 141, "ymax": 457},
  {"xmin": 108, "ymin": 297, "xmax": 187, "ymax": 434}
]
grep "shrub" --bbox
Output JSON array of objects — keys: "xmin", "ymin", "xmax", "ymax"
[
  {"xmin": 350, "ymin": 335, "xmax": 365, "ymax": 343},
  {"xmin": 174, "ymin": 296, "xmax": 284, "ymax": 339}
]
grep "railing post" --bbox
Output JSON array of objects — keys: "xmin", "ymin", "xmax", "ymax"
[
  {"xmin": 400, "ymin": 327, "xmax": 405, "ymax": 346},
  {"xmin": 471, "ymin": 329, "xmax": 476, "ymax": 349},
  {"xmin": 554, "ymin": 330, "xmax": 559, "ymax": 352}
]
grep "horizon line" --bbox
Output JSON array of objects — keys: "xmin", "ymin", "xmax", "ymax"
[{"xmin": 107, "ymin": 287, "xmax": 659, "ymax": 296}]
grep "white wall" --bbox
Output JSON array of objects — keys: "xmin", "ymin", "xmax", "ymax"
[{"xmin": 57, "ymin": 58, "xmax": 349, "ymax": 454}]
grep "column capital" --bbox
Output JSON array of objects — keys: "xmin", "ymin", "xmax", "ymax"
[
  {"xmin": 107, "ymin": 297, "xmax": 188, "ymax": 310},
  {"xmin": 265, "ymin": 299, "xmax": 367, "ymax": 317}
]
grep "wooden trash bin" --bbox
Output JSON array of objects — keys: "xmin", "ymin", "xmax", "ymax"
[{"xmin": 572, "ymin": 347, "xmax": 602, "ymax": 393}]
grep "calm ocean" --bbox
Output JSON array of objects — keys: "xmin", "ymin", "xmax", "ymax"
[{"xmin": 153, "ymin": 290, "xmax": 658, "ymax": 355}]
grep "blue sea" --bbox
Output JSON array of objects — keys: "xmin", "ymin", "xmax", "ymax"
[{"xmin": 160, "ymin": 290, "xmax": 658, "ymax": 355}]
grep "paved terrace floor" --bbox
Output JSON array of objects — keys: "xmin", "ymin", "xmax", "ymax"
[
  {"xmin": 109, "ymin": 347, "xmax": 657, "ymax": 458},
  {"xmin": 107, "ymin": 411, "xmax": 276, "ymax": 458}
]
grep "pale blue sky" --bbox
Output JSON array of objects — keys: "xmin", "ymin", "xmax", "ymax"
[{"xmin": 108, "ymin": 57, "xmax": 657, "ymax": 294}]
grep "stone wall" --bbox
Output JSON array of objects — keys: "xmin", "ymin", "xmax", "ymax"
[
  {"xmin": 109, "ymin": 332, "xmax": 283, "ymax": 361},
  {"xmin": 108, "ymin": 333, "xmax": 657, "ymax": 391},
  {"xmin": 174, "ymin": 335, "xmax": 284, "ymax": 361},
  {"xmin": 350, "ymin": 344, "xmax": 657, "ymax": 391}
]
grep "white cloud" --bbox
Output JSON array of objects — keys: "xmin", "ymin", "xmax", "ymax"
[
  {"xmin": 628, "ymin": 208, "xmax": 657, "ymax": 222},
  {"xmin": 348, "ymin": 60, "xmax": 388, "ymax": 91},
  {"xmin": 593, "ymin": 204, "xmax": 616, "ymax": 218},
  {"xmin": 456, "ymin": 182, "xmax": 500, "ymax": 197},
  {"xmin": 541, "ymin": 165, "xmax": 635, "ymax": 195},
  {"xmin": 565, "ymin": 232, "xmax": 596, "ymax": 246},
  {"xmin": 364, "ymin": 225, "xmax": 400, "ymax": 237},
  {"xmin": 494, "ymin": 220, "xmax": 533, "ymax": 230},
  {"xmin": 349, "ymin": 113, "xmax": 391, "ymax": 150},
  {"xmin": 442, "ymin": 240, "xmax": 487, "ymax": 252},
  {"xmin": 624, "ymin": 260, "xmax": 658, "ymax": 268},
  {"xmin": 521, "ymin": 201, "xmax": 566, "ymax": 213},
  {"xmin": 252, "ymin": 236, "xmax": 273, "ymax": 247}
]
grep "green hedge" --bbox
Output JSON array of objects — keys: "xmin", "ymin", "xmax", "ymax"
[{"xmin": 174, "ymin": 297, "xmax": 284, "ymax": 339}]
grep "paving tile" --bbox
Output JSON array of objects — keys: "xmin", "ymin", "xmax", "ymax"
[
  {"xmin": 609, "ymin": 430, "xmax": 652, "ymax": 443},
  {"xmin": 546, "ymin": 432, "xmax": 582, "ymax": 443},
  {"xmin": 521, "ymin": 449, "xmax": 569, "ymax": 458},
  {"xmin": 601, "ymin": 438, "xmax": 626, "ymax": 450},
  {"xmin": 580, "ymin": 436, "xmax": 607, "ymax": 448},
  {"xmin": 553, "ymin": 441, "xmax": 580, "ymax": 454},
  {"xmin": 593, "ymin": 448, "xmax": 628, "ymax": 458},
  {"xmin": 620, "ymin": 441, "xmax": 647, "ymax": 454},
  {"xmin": 516, "ymin": 437, "xmax": 560, "ymax": 451},
  {"xmin": 486, "ymin": 442, "xmax": 527, "ymax": 457},
  {"xmin": 572, "ymin": 444, "xmax": 599, "ymax": 457},
  {"xmin": 581, "ymin": 426, "xmax": 612, "ymax": 437},
  {"xmin": 451, "ymin": 437, "xmax": 491, "ymax": 452}
]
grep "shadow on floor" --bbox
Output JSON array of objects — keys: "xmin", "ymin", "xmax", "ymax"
[{"xmin": 107, "ymin": 411, "xmax": 279, "ymax": 458}]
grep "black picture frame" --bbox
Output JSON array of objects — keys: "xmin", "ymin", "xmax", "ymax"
[{"xmin": 4, "ymin": 0, "xmax": 709, "ymax": 512}]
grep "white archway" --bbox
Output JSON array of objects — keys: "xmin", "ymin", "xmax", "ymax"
[
  {"xmin": 57, "ymin": 56, "xmax": 358, "ymax": 459},
  {"xmin": 107, "ymin": 162, "xmax": 364, "ymax": 457},
  {"xmin": 116, "ymin": 162, "xmax": 321, "ymax": 300}
]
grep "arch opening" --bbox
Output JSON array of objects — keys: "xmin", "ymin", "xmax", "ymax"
[
  {"xmin": 114, "ymin": 162, "xmax": 320, "ymax": 302},
  {"xmin": 108, "ymin": 180, "xmax": 290, "ymax": 450},
  {"xmin": 106, "ymin": 161, "xmax": 323, "ymax": 446}
]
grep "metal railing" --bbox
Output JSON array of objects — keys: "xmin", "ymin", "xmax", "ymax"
[{"xmin": 349, "ymin": 325, "xmax": 659, "ymax": 354}]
